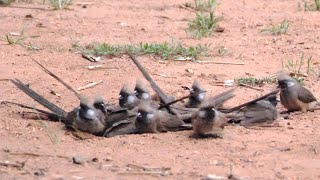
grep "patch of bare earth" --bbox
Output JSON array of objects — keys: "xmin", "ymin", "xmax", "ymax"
[{"xmin": 0, "ymin": 0, "xmax": 320, "ymax": 179}]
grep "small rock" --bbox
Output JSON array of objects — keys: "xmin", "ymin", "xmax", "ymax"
[
  {"xmin": 73, "ymin": 156, "xmax": 85, "ymax": 165},
  {"xmin": 280, "ymin": 148, "xmax": 291, "ymax": 152},
  {"xmin": 203, "ymin": 174, "xmax": 227, "ymax": 180},
  {"xmin": 25, "ymin": 14, "xmax": 33, "ymax": 19},
  {"xmin": 34, "ymin": 168, "xmax": 46, "ymax": 176},
  {"xmin": 283, "ymin": 115, "xmax": 289, "ymax": 120},
  {"xmin": 214, "ymin": 26, "xmax": 225, "ymax": 33}
]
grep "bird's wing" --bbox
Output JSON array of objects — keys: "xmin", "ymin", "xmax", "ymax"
[
  {"xmin": 158, "ymin": 111, "xmax": 185, "ymax": 131},
  {"xmin": 241, "ymin": 103, "xmax": 277, "ymax": 125},
  {"xmin": 297, "ymin": 86, "xmax": 318, "ymax": 103}
]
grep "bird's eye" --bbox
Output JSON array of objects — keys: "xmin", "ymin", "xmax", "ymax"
[
  {"xmin": 119, "ymin": 95, "xmax": 123, "ymax": 99},
  {"xmin": 137, "ymin": 112, "xmax": 142, "ymax": 117}
]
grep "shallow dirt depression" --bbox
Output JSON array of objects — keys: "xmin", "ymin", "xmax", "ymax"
[{"xmin": 0, "ymin": 0, "xmax": 320, "ymax": 179}]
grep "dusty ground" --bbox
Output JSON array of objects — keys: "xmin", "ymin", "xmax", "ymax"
[{"xmin": 1, "ymin": 0, "xmax": 320, "ymax": 179}]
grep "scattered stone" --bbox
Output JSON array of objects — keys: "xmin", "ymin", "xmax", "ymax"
[
  {"xmin": 25, "ymin": 14, "xmax": 33, "ymax": 19},
  {"xmin": 203, "ymin": 174, "xmax": 227, "ymax": 180},
  {"xmin": 34, "ymin": 168, "xmax": 46, "ymax": 176},
  {"xmin": 73, "ymin": 156, "xmax": 85, "ymax": 165},
  {"xmin": 92, "ymin": 157, "xmax": 99, "ymax": 162}
]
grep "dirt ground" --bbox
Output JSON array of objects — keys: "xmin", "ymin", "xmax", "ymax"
[{"xmin": 1, "ymin": 0, "xmax": 320, "ymax": 179}]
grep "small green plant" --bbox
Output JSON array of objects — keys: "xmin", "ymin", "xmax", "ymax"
[
  {"xmin": 280, "ymin": 54, "xmax": 320, "ymax": 84},
  {"xmin": 315, "ymin": 0, "xmax": 320, "ymax": 10},
  {"xmin": 194, "ymin": 0, "xmax": 217, "ymax": 12},
  {"xmin": 48, "ymin": 0, "xmax": 72, "ymax": 9},
  {"xmin": 261, "ymin": 20, "xmax": 290, "ymax": 35},
  {"xmin": 298, "ymin": 1, "xmax": 311, "ymax": 11},
  {"xmin": 1, "ymin": 29, "xmax": 40, "ymax": 51},
  {"xmin": 73, "ymin": 41, "xmax": 209, "ymax": 61},
  {"xmin": 216, "ymin": 46, "xmax": 227, "ymax": 56},
  {"xmin": 4, "ymin": 29, "xmax": 25, "ymax": 45},
  {"xmin": 186, "ymin": 12, "xmax": 218, "ymax": 38},
  {"xmin": 312, "ymin": 66, "xmax": 320, "ymax": 77},
  {"xmin": 282, "ymin": 54, "xmax": 313, "ymax": 75},
  {"xmin": 0, "ymin": 0, "xmax": 14, "ymax": 5},
  {"xmin": 298, "ymin": 0, "xmax": 320, "ymax": 11},
  {"xmin": 236, "ymin": 76, "xmax": 277, "ymax": 86}
]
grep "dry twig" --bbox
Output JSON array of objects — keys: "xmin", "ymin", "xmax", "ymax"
[
  {"xmin": 198, "ymin": 61, "xmax": 244, "ymax": 65},
  {"xmin": 238, "ymin": 83, "xmax": 264, "ymax": 91},
  {"xmin": 77, "ymin": 80, "xmax": 103, "ymax": 91}
]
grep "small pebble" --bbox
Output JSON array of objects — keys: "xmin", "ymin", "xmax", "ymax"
[{"xmin": 73, "ymin": 156, "xmax": 85, "ymax": 165}]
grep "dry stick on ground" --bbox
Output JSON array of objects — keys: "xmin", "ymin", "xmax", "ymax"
[
  {"xmin": 243, "ymin": 124, "xmax": 282, "ymax": 130},
  {"xmin": 198, "ymin": 61, "xmax": 245, "ymax": 65},
  {"xmin": 238, "ymin": 83, "xmax": 264, "ymax": 91},
  {"xmin": 221, "ymin": 88, "xmax": 280, "ymax": 113},
  {"xmin": 118, "ymin": 164, "xmax": 171, "ymax": 176},
  {"xmin": 0, "ymin": 161, "xmax": 24, "ymax": 169},
  {"xmin": 127, "ymin": 52, "xmax": 180, "ymax": 116},
  {"xmin": 77, "ymin": 80, "xmax": 103, "ymax": 91},
  {"xmin": 6, "ymin": 151, "xmax": 69, "ymax": 159},
  {"xmin": 31, "ymin": 58, "xmax": 81, "ymax": 100},
  {"xmin": 86, "ymin": 65, "xmax": 119, "ymax": 70},
  {"xmin": 1, "ymin": 6, "xmax": 48, "ymax": 10}
]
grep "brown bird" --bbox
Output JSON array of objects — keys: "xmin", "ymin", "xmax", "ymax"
[
  {"xmin": 191, "ymin": 89, "xmax": 235, "ymax": 138},
  {"xmin": 226, "ymin": 95, "xmax": 279, "ymax": 126},
  {"xmin": 65, "ymin": 97, "xmax": 106, "ymax": 135},
  {"xmin": 119, "ymin": 84, "xmax": 140, "ymax": 110},
  {"xmin": 10, "ymin": 79, "xmax": 108, "ymax": 136},
  {"xmin": 185, "ymin": 80, "xmax": 206, "ymax": 108},
  {"xmin": 192, "ymin": 103, "xmax": 227, "ymax": 138},
  {"xmin": 277, "ymin": 71, "xmax": 320, "ymax": 112},
  {"xmin": 134, "ymin": 102, "xmax": 190, "ymax": 134},
  {"xmin": 134, "ymin": 80, "xmax": 151, "ymax": 100}
]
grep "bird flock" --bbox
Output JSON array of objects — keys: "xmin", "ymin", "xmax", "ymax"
[{"xmin": 3, "ymin": 54, "xmax": 320, "ymax": 139}]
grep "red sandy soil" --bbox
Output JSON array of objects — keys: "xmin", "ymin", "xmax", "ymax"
[{"xmin": 0, "ymin": 0, "xmax": 320, "ymax": 179}]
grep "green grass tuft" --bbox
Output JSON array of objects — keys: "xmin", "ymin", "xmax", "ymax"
[
  {"xmin": 0, "ymin": 0, "xmax": 14, "ymax": 5},
  {"xmin": 261, "ymin": 19, "xmax": 290, "ymax": 35},
  {"xmin": 194, "ymin": 0, "xmax": 217, "ymax": 12},
  {"xmin": 1, "ymin": 29, "xmax": 40, "ymax": 51},
  {"xmin": 186, "ymin": 12, "xmax": 218, "ymax": 38},
  {"xmin": 73, "ymin": 41, "xmax": 209, "ymax": 61},
  {"xmin": 315, "ymin": 0, "xmax": 320, "ymax": 10},
  {"xmin": 282, "ymin": 54, "xmax": 313, "ymax": 76},
  {"xmin": 236, "ymin": 76, "xmax": 276, "ymax": 86},
  {"xmin": 48, "ymin": 0, "xmax": 73, "ymax": 9}
]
